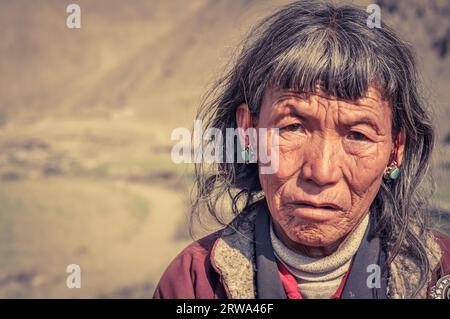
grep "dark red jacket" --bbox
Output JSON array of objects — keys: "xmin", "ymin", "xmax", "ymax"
[
  {"xmin": 153, "ymin": 232, "xmax": 227, "ymax": 299},
  {"xmin": 153, "ymin": 230, "xmax": 450, "ymax": 299},
  {"xmin": 153, "ymin": 233, "xmax": 450, "ymax": 299}
]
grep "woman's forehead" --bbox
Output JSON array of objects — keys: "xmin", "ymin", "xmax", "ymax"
[
  {"xmin": 260, "ymin": 85, "xmax": 391, "ymax": 127},
  {"xmin": 264, "ymin": 85, "xmax": 388, "ymax": 111}
]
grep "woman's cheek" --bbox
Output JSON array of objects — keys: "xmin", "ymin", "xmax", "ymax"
[
  {"xmin": 344, "ymin": 142, "xmax": 388, "ymax": 187},
  {"xmin": 343, "ymin": 139, "xmax": 379, "ymax": 158},
  {"xmin": 258, "ymin": 174, "xmax": 284, "ymax": 222},
  {"xmin": 275, "ymin": 135, "xmax": 306, "ymax": 177},
  {"xmin": 343, "ymin": 161, "xmax": 387, "ymax": 215}
]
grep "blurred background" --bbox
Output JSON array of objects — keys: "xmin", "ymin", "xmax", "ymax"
[{"xmin": 0, "ymin": 0, "xmax": 449, "ymax": 298}]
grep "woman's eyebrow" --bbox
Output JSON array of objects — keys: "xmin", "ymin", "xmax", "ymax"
[
  {"xmin": 271, "ymin": 101, "xmax": 307, "ymax": 118},
  {"xmin": 272, "ymin": 94, "xmax": 311, "ymax": 112},
  {"xmin": 275, "ymin": 92, "xmax": 308, "ymax": 104},
  {"xmin": 341, "ymin": 116, "xmax": 383, "ymax": 134}
]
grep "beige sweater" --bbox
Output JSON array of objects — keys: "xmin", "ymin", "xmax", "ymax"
[{"xmin": 270, "ymin": 214, "xmax": 369, "ymax": 299}]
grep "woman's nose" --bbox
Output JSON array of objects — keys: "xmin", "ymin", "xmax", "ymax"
[{"xmin": 300, "ymin": 136, "xmax": 342, "ymax": 187}]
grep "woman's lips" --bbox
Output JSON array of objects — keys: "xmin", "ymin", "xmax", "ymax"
[{"xmin": 287, "ymin": 200, "xmax": 341, "ymax": 221}]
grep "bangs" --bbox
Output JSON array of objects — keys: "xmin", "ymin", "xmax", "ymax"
[{"xmin": 267, "ymin": 29, "xmax": 397, "ymax": 101}]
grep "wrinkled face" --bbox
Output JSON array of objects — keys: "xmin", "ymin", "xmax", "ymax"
[{"xmin": 255, "ymin": 86, "xmax": 397, "ymax": 252}]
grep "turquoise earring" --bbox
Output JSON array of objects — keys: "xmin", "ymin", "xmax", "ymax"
[
  {"xmin": 241, "ymin": 146, "xmax": 252, "ymax": 164},
  {"xmin": 384, "ymin": 161, "xmax": 400, "ymax": 180},
  {"xmin": 388, "ymin": 166, "xmax": 400, "ymax": 180}
]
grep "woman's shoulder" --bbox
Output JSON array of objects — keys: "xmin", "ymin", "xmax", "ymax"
[
  {"xmin": 179, "ymin": 231, "xmax": 222, "ymax": 260},
  {"xmin": 152, "ymin": 231, "xmax": 224, "ymax": 299},
  {"xmin": 433, "ymin": 231, "xmax": 450, "ymax": 268},
  {"xmin": 163, "ymin": 229, "xmax": 223, "ymax": 271}
]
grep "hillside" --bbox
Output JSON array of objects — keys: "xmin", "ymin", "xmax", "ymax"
[{"xmin": 0, "ymin": 0, "xmax": 449, "ymax": 298}]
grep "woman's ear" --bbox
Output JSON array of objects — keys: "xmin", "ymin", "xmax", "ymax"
[
  {"xmin": 236, "ymin": 103, "xmax": 255, "ymax": 149},
  {"xmin": 394, "ymin": 130, "xmax": 406, "ymax": 166},
  {"xmin": 236, "ymin": 103, "xmax": 254, "ymax": 129}
]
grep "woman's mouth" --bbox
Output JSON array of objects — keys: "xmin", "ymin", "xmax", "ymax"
[{"xmin": 288, "ymin": 200, "xmax": 341, "ymax": 221}]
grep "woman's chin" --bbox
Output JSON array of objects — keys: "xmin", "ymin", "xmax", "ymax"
[{"xmin": 285, "ymin": 225, "xmax": 342, "ymax": 248}]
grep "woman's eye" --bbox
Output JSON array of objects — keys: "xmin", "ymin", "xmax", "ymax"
[
  {"xmin": 282, "ymin": 123, "xmax": 304, "ymax": 132},
  {"xmin": 347, "ymin": 131, "xmax": 369, "ymax": 141}
]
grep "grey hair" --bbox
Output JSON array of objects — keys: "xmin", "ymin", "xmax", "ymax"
[{"xmin": 191, "ymin": 0, "xmax": 435, "ymax": 297}]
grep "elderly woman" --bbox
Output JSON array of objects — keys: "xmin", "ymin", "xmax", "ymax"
[{"xmin": 154, "ymin": 1, "xmax": 450, "ymax": 299}]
